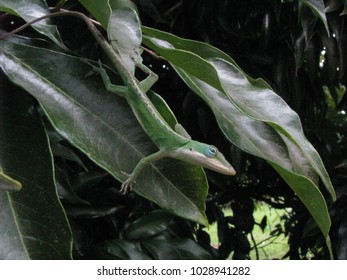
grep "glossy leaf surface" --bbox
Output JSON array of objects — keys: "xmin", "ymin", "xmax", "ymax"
[
  {"xmin": 108, "ymin": 7, "xmax": 141, "ymax": 74},
  {"xmin": 0, "ymin": 76, "xmax": 72, "ymax": 259},
  {"xmin": 123, "ymin": 210, "xmax": 172, "ymax": 240},
  {"xmin": 142, "ymin": 27, "xmax": 334, "ymax": 245},
  {"xmin": 0, "ymin": 0, "xmax": 64, "ymax": 47},
  {"xmin": 0, "ymin": 39, "xmax": 209, "ymax": 225},
  {"xmin": 79, "ymin": 0, "xmax": 137, "ymax": 30},
  {"xmin": 299, "ymin": 0, "xmax": 329, "ymax": 33}
]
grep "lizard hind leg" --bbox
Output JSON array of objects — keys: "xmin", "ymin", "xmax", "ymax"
[
  {"xmin": 130, "ymin": 54, "xmax": 158, "ymax": 93},
  {"xmin": 86, "ymin": 59, "xmax": 128, "ymax": 97}
]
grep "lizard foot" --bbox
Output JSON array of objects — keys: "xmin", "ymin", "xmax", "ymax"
[
  {"xmin": 82, "ymin": 59, "xmax": 105, "ymax": 75},
  {"xmin": 120, "ymin": 171, "xmax": 135, "ymax": 194}
]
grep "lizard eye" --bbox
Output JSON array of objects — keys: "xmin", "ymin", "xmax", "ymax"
[{"xmin": 204, "ymin": 146, "xmax": 218, "ymax": 158}]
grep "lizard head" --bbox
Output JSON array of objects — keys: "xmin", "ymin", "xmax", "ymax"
[{"xmin": 170, "ymin": 140, "xmax": 236, "ymax": 176}]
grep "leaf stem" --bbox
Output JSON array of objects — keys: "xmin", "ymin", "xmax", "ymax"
[
  {"xmin": 0, "ymin": 9, "xmax": 101, "ymax": 40},
  {"xmin": 0, "ymin": 9, "xmax": 138, "ymax": 91},
  {"xmin": 141, "ymin": 46, "xmax": 165, "ymax": 61}
]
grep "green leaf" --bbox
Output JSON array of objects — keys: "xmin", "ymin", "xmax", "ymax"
[
  {"xmin": 99, "ymin": 240, "xmax": 151, "ymax": 259},
  {"xmin": 142, "ymin": 238, "xmax": 212, "ymax": 259},
  {"xmin": 65, "ymin": 205, "xmax": 120, "ymax": 219},
  {"xmin": 142, "ymin": 27, "xmax": 334, "ymax": 249},
  {"xmin": 143, "ymin": 27, "xmax": 335, "ymax": 196},
  {"xmin": 0, "ymin": 77, "xmax": 72, "ymax": 259},
  {"xmin": 108, "ymin": 7, "xmax": 142, "ymax": 74},
  {"xmin": 0, "ymin": 194, "xmax": 28, "ymax": 259},
  {"xmin": 299, "ymin": 0, "xmax": 329, "ymax": 34},
  {"xmin": 108, "ymin": 0, "xmax": 138, "ymax": 11},
  {"xmin": 55, "ymin": 166, "xmax": 90, "ymax": 205},
  {"xmin": 79, "ymin": 0, "xmax": 138, "ymax": 30},
  {"xmin": 78, "ymin": 0, "xmax": 111, "ymax": 29},
  {"xmin": 147, "ymin": 90, "xmax": 178, "ymax": 129},
  {"xmin": 79, "ymin": 0, "xmax": 142, "ymax": 74},
  {"xmin": 271, "ymin": 164, "xmax": 330, "ymax": 238},
  {"xmin": 176, "ymin": 68, "xmax": 331, "ymax": 239},
  {"xmin": 142, "ymin": 26, "xmax": 270, "ymax": 88},
  {"xmin": 0, "ymin": 39, "xmax": 209, "ymax": 226},
  {"xmin": 123, "ymin": 210, "xmax": 172, "ymax": 240},
  {"xmin": 51, "ymin": 141, "xmax": 88, "ymax": 171},
  {"xmin": 211, "ymin": 58, "xmax": 334, "ymax": 198},
  {"xmin": 0, "ymin": 0, "xmax": 64, "ymax": 48}
]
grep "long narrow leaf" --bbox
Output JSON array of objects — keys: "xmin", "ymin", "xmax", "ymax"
[
  {"xmin": 79, "ymin": 0, "xmax": 138, "ymax": 30},
  {"xmin": 108, "ymin": 7, "xmax": 141, "ymax": 74},
  {"xmin": 210, "ymin": 58, "xmax": 334, "ymax": 199},
  {"xmin": 142, "ymin": 28, "xmax": 335, "ymax": 199},
  {"xmin": 299, "ymin": 0, "xmax": 329, "ymax": 34},
  {"xmin": 142, "ymin": 28, "xmax": 334, "ymax": 249},
  {"xmin": 0, "ymin": 0, "xmax": 64, "ymax": 48},
  {"xmin": 0, "ymin": 76, "xmax": 72, "ymax": 259},
  {"xmin": 0, "ymin": 39, "xmax": 209, "ymax": 225},
  {"xmin": 176, "ymin": 68, "xmax": 331, "ymax": 238}
]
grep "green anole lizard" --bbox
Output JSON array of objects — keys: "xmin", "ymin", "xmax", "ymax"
[
  {"xmin": 0, "ymin": 10, "xmax": 236, "ymax": 193},
  {"xmin": 90, "ymin": 12, "xmax": 236, "ymax": 192}
]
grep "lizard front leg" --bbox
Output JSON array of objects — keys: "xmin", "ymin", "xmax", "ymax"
[{"xmin": 121, "ymin": 150, "xmax": 167, "ymax": 193}]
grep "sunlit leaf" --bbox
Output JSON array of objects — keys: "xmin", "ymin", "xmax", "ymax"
[
  {"xmin": 108, "ymin": 7, "xmax": 141, "ymax": 74},
  {"xmin": 79, "ymin": 0, "xmax": 138, "ymax": 30}
]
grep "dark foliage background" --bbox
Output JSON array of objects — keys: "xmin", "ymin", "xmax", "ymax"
[
  {"xmin": 131, "ymin": 0, "xmax": 346, "ymax": 259},
  {"xmin": 133, "ymin": 0, "xmax": 347, "ymax": 259},
  {"xmin": 2, "ymin": 0, "xmax": 346, "ymax": 259}
]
